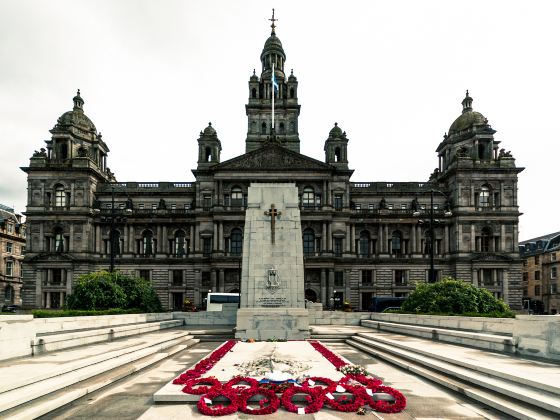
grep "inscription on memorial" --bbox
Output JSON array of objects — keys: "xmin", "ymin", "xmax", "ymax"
[{"xmin": 256, "ymin": 296, "xmax": 288, "ymax": 307}]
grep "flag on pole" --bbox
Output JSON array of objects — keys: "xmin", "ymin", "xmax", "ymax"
[{"xmin": 272, "ymin": 65, "xmax": 279, "ymax": 92}]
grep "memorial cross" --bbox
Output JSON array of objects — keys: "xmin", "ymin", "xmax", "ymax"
[{"xmin": 264, "ymin": 204, "xmax": 281, "ymax": 244}]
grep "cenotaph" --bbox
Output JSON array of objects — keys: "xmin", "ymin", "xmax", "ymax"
[{"xmin": 235, "ymin": 183, "xmax": 310, "ymax": 340}]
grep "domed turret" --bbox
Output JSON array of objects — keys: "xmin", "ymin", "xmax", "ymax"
[
  {"xmin": 448, "ymin": 90, "xmax": 488, "ymax": 134},
  {"xmin": 53, "ymin": 89, "xmax": 97, "ymax": 135},
  {"xmin": 197, "ymin": 122, "xmax": 222, "ymax": 166},
  {"xmin": 324, "ymin": 123, "xmax": 349, "ymax": 168}
]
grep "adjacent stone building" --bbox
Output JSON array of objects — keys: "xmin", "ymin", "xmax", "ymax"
[
  {"xmin": 21, "ymin": 23, "xmax": 524, "ymax": 311},
  {"xmin": 519, "ymin": 232, "xmax": 560, "ymax": 314},
  {"xmin": 0, "ymin": 204, "xmax": 26, "ymax": 307}
]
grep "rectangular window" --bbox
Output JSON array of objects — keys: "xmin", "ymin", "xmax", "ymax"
[
  {"xmin": 201, "ymin": 271, "xmax": 211, "ymax": 288},
  {"xmin": 482, "ymin": 269, "xmax": 493, "ymax": 286},
  {"xmin": 355, "ymin": 203, "xmax": 361, "ymax": 211},
  {"xmin": 203, "ymin": 238, "xmax": 212, "ymax": 256},
  {"xmin": 184, "ymin": 203, "xmax": 191, "ymax": 210},
  {"xmin": 171, "ymin": 204, "xmax": 176, "ymax": 210},
  {"xmin": 152, "ymin": 203, "xmax": 157, "ymax": 210},
  {"xmin": 535, "ymin": 285, "xmax": 541, "ymax": 296},
  {"xmin": 172, "ymin": 270, "xmax": 183, "ymax": 286},
  {"xmin": 368, "ymin": 203, "xmax": 374, "ymax": 212},
  {"xmin": 139, "ymin": 203, "xmax": 144, "ymax": 209},
  {"xmin": 523, "ymin": 272, "xmax": 529, "ymax": 281},
  {"xmin": 223, "ymin": 194, "xmax": 230, "ymax": 206},
  {"xmin": 552, "ymin": 253, "xmax": 557, "ymax": 262},
  {"xmin": 334, "ymin": 271, "xmax": 344, "ymax": 287},
  {"xmin": 6, "ymin": 242, "xmax": 13, "ymax": 253},
  {"xmin": 535, "ymin": 271, "xmax": 541, "ymax": 280},
  {"xmin": 7, "ymin": 223, "xmax": 14, "ymax": 233},
  {"xmin": 361, "ymin": 270, "xmax": 373, "ymax": 285},
  {"xmin": 387, "ymin": 204, "xmax": 393, "ymax": 210},
  {"xmin": 394, "ymin": 292, "xmax": 408, "ymax": 298},
  {"xmin": 535, "ymin": 255, "xmax": 540, "ymax": 265},
  {"xmin": 139, "ymin": 270, "xmax": 150, "ymax": 281},
  {"xmin": 552, "ymin": 283, "xmax": 558, "ymax": 294},
  {"xmin": 333, "ymin": 238, "xmax": 343, "ymax": 257},
  {"xmin": 401, "ymin": 204, "xmax": 407, "ymax": 210},
  {"xmin": 52, "ymin": 268, "xmax": 62, "ymax": 284},
  {"xmin": 551, "ymin": 267, "xmax": 557, "ymax": 279},
  {"xmin": 6, "ymin": 261, "xmax": 13, "ymax": 276},
  {"xmin": 334, "ymin": 194, "xmax": 343, "ymax": 210},
  {"xmin": 119, "ymin": 203, "xmax": 125, "ymax": 209},
  {"xmin": 394, "ymin": 270, "xmax": 407, "ymax": 286},
  {"xmin": 203, "ymin": 194, "xmax": 212, "ymax": 210}
]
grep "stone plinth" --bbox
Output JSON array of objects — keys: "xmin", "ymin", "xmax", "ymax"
[
  {"xmin": 235, "ymin": 307, "xmax": 309, "ymax": 340},
  {"xmin": 236, "ymin": 183, "xmax": 309, "ymax": 340}
]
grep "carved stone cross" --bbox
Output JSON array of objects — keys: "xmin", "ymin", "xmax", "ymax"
[{"xmin": 264, "ymin": 204, "xmax": 281, "ymax": 244}]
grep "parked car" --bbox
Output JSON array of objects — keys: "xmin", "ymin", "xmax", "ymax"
[
  {"xmin": 1, "ymin": 304, "xmax": 21, "ymax": 313},
  {"xmin": 381, "ymin": 307, "xmax": 402, "ymax": 313}
]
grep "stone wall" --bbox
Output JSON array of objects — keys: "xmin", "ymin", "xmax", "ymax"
[
  {"xmin": 172, "ymin": 303, "xmax": 238, "ymax": 325},
  {"xmin": 307, "ymin": 303, "xmax": 372, "ymax": 325},
  {"xmin": 0, "ymin": 315, "xmax": 35, "ymax": 360},
  {"xmin": 513, "ymin": 315, "xmax": 560, "ymax": 361}
]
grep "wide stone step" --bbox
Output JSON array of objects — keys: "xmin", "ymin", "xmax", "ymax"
[
  {"xmin": 1, "ymin": 338, "xmax": 199, "ymax": 420},
  {"xmin": 0, "ymin": 329, "xmax": 193, "ymax": 401},
  {"xmin": 32, "ymin": 319, "xmax": 185, "ymax": 354},
  {"xmin": 348, "ymin": 337, "xmax": 560, "ymax": 418},
  {"xmin": 361, "ymin": 319, "xmax": 516, "ymax": 352},
  {"xmin": 355, "ymin": 331, "xmax": 560, "ymax": 396}
]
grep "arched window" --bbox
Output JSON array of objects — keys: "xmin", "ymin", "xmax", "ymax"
[
  {"xmin": 391, "ymin": 231, "xmax": 402, "ymax": 255},
  {"xmin": 54, "ymin": 227, "xmax": 64, "ymax": 252},
  {"xmin": 142, "ymin": 230, "xmax": 154, "ymax": 255},
  {"xmin": 279, "ymin": 122, "xmax": 285, "ymax": 134},
  {"xmin": 424, "ymin": 230, "xmax": 432, "ymax": 254},
  {"xmin": 174, "ymin": 230, "xmax": 186, "ymax": 256},
  {"xmin": 479, "ymin": 186, "xmax": 490, "ymax": 208},
  {"xmin": 230, "ymin": 228, "xmax": 243, "ymax": 255},
  {"xmin": 303, "ymin": 229, "xmax": 315, "ymax": 256},
  {"xmin": 231, "ymin": 187, "xmax": 243, "ymax": 207},
  {"xmin": 302, "ymin": 187, "xmax": 315, "ymax": 208},
  {"xmin": 481, "ymin": 227, "xmax": 492, "ymax": 252},
  {"xmin": 60, "ymin": 143, "xmax": 68, "ymax": 160},
  {"xmin": 334, "ymin": 147, "xmax": 341, "ymax": 162},
  {"xmin": 251, "ymin": 88, "xmax": 257, "ymax": 99},
  {"xmin": 359, "ymin": 231, "xmax": 370, "ymax": 257},
  {"xmin": 261, "ymin": 122, "xmax": 267, "ymax": 134},
  {"xmin": 290, "ymin": 88, "xmax": 295, "ymax": 98},
  {"xmin": 55, "ymin": 185, "xmax": 66, "ymax": 207},
  {"xmin": 205, "ymin": 147, "xmax": 212, "ymax": 162}
]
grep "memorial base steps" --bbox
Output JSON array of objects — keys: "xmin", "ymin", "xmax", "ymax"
[
  {"xmin": 187, "ymin": 327, "xmax": 235, "ymax": 341},
  {"xmin": 0, "ymin": 329, "xmax": 199, "ymax": 419},
  {"xmin": 347, "ymin": 333, "xmax": 560, "ymax": 420}
]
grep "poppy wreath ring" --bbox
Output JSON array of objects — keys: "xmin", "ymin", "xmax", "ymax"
[
  {"xmin": 364, "ymin": 385, "xmax": 407, "ymax": 413},
  {"xmin": 281, "ymin": 386, "xmax": 324, "ymax": 414},
  {"xmin": 302, "ymin": 376, "xmax": 337, "ymax": 393},
  {"xmin": 224, "ymin": 376, "xmax": 259, "ymax": 393},
  {"xmin": 237, "ymin": 387, "xmax": 280, "ymax": 415},
  {"xmin": 182, "ymin": 377, "xmax": 221, "ymax": 395},
  {"xmin": 325, "ymin": 384, "xmax": 365, "ymax": 412},
  {"xmin": 197, "ymin": 388, "xmax": 239, "ymax": 416},
  {"xmin": 339, "ymin": 373, "xmax": 383, "ymax": 392}
]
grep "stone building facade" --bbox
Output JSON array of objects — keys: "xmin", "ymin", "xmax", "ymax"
[
  {"xmin": 519, "ymin": 232, "xmax": 560, "ymax": 314},
  {"xmin": 0, "ymin": 204, "xmax": 26, "ymax": 307},
  {"xmin": 21, "ymin": 25, "xmax": 524, "ymax": 311}
]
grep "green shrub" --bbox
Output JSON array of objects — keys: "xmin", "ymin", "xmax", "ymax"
[
  {"xmin": 401, "ymin": 277, "xmax": 513, "ymax": 317},
  {"xmin": 66, "ymin": 270, "xmax": 162, "ymax": 312}
]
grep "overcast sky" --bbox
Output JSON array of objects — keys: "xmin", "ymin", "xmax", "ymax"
[{"xmin": 0, "ymin": 0, "xmax": 558, "ymax": 241}]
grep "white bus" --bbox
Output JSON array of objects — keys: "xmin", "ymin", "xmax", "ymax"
[{"xmin": 206, "ymin": 292, "xmax": 240, "ymax": 311}]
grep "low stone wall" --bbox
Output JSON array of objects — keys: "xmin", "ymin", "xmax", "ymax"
[
  {"xmin": 514, "ymin": 315, "xmax": 560, "ymax": 361},
  {"xmin": 172, "ymin": 304, "xmax": 238, "ymax": 325},
  {"xmin": 32, "ymin": 312, "xmax": 173, "ymax": 335},
  {"xmin": 0, "ymin": 315, "xmax": 35, "ymax": 361},
  {"xmin": 368, "ymin": 313, "xmax": 514, "ymax": 335},
  {"xmin": 308, "ymin": 303, "xmax": 371, "ymax": 325}
]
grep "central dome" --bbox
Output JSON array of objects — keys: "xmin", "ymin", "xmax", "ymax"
[
  {"xmin": 53, "ymin": 90, "xmax": 96, "ymax": 134},
  {"xmin": 449, "ymin": 111, "xmax": 487, "ymax": 134}
]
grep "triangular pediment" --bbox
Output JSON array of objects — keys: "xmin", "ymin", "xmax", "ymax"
[
  {"xmin": 27, "ymin": 253, "xmax": 76, "ymax": 262},
  {"xmin": 215, "ymin": 143, "xmax": 334, "ymax": 171}
]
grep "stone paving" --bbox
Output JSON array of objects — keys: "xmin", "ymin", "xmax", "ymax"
[{"xmin": 41, "ymin": 337, "xmax": 504, "ymax": 419}]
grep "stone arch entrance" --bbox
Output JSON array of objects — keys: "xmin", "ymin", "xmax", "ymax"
[{"xmin": 305, "ymin": 288, "xmax": 317, "ymax": 303}]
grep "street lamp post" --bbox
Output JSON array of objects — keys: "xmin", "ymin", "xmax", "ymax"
[{"xmin": 102, "ymin": 184, "xmax": 132, "ymax": 273}]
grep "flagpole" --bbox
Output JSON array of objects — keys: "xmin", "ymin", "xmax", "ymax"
[{"xmin": 271, "ymin": 62, "xmax": 275, "ymax": 132}]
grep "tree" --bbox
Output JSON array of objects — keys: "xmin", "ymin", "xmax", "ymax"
[
  {"xmin": 66, "ymin": 270, "xmax": 162, "ymax": 312},
  {"xmin": 401, "ymin": 277, "xmax": 512, "ymax": 316}
]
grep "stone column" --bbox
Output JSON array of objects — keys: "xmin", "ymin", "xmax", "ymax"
[
  {"xmin": 500, "ymin": 224, "xmax": 506, "ymax": 252},
  {"xmin": 326, "ymin": 222, "xmax": 331, "ymax": 252},
  {"xmin": 471, "ymin": 224, "xmax": 476, "ymax": 252},
  {"xmin": 503, "ymin": 269, "xmax": 509, "ymax": 302},
  {"xmin": 69, "ymin": 224, "xmax": 74, "ymax": 252},
  {"xmin": 383, "ymin": 225, "xmax": 389, "ymax": 253},
  {"xmin": 213, "ymin": 222, "xmax": 218, "ymax": 251},
  {"xmin": 211, "ymin": 270, "xmax": 217, "ymax": 292},
  {"xmin": 219, "ymin": 222, "xmax": 224, "ymax": 252},
  {"xmin": 96, "ymin": 225, "xmax": 102, "ymax": 254},
  {"xmin": 322, "ymin": 223, "xmax": 327, "ymax": 253},
  {"xmin": 156, "ymin": 226, "xmax": 162, "ymax": 254},
  {"xmin": 219, "ymin": 269, "xmax": 225, "ymax": 292},
  {"xmin": 194, "ymin": 270, "xmax": 202, "ymax": 306},
  {"xmin": 345, "ymin": 224, "xmax": 350, "ymax": 252},
  {"xmin": 195, "ymin": 223, "xmax": 200, "ymax": 252},
  {"xmin": 350, "ymin": 224, "xmax": 355, "ymax": 254},
  {"xmin": 444, "ymin": 225, "xmax": 449, "ymax": 254},
  {"xmin": 320, "ymin": 269, "xmax": 326, "ymax": 307},
  {"xmin": 328, "ymin": 270, "xmax": 335, "ymax": 307},
  {"xmin": 189, "ymin": 224, "xmax": 195, "ymax": 253},
  {"xmin": 162, "ymin": 226, "xmax": 168, "ymax": 255},
  {"xmin": 472, "ymin": 268, "xmax": 479, "ymax": 287},
  {"xmin": 46, "ymin": 292, "xmax": 51, "ymax": 309},
  {"xmin": 411, "ymin": 224, "xmax": 416, "ymax": 253}
]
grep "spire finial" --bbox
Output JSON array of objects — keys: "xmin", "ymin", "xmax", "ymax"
[
  {"xmin": 461, "ymin": 89, "xmax": 473, "ymax": 114},
  {"xmin": 73, "ymin": 88, "xmax": 84, "ymax": 110},
  {"xmin": 269, "ymin": 8, "xmax": 278, "ymax": 35},
  {"xmin": 253, "ymin": 69, "xmax": 256, "ymax": 76}
]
